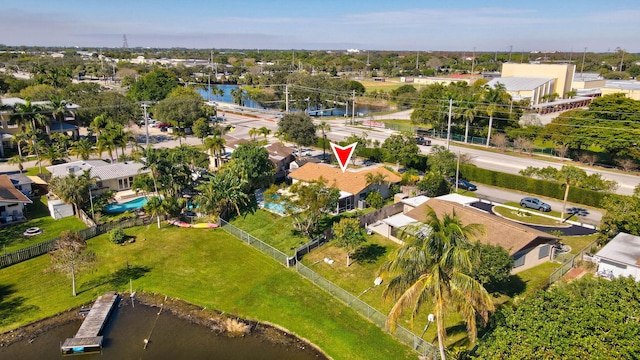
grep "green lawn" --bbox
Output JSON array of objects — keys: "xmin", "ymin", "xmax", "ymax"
[
  {"xmin": 0, "ymin": 197, "xmax": 86, "ymax": 252},
  {"xmin": 0, "ymin": 225, "xmax": 414, "ymax": 360},
  {"xmin": 230, "ymin": 209, "xmax": 309, "ymax": 255},
  {"xmin": 517, "ymin": 262, "xmax": 560, "ymax": 296},
  {"xmin": 493, "ymin": 204, "xmax": 567, "ymax": 226}
]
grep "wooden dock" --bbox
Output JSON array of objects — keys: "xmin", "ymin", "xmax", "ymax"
[{"xmin": 61, "ymin": 291, "xmax": 119, "ymax": 355}]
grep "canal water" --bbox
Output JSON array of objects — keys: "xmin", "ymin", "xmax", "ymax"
[
  {"xmin": 198, "ymin": 84, "xmax": 387, "ymax": 116},
  {"xmin": 0, "ymin": 301, "xmax": 324, "ymax": 360}
]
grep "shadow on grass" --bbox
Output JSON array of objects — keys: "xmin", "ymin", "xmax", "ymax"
[
  {"xmin": 80, "ymin": 266, "xmax": 151, "ymax": 294},
  {"xmin": 352, "ymin": 244, "xmax": 387, "ymax": 264},
  {"xmin": 0, "ymin": 283, "xmax": 39, "ymax": 328},
  {"xmin": 487, "ymin": 275, "xmax": 527, "ymax": 297}
]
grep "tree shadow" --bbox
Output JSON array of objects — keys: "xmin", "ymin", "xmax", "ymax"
[
  {"xmin": 352, "ymin": 244, "xmax": 387, "ymax": 264},
  {"xmin": 487, "ymin": 275, "xmax": 526, "ymax": 297},
  {"xmin": 0, "ymin": 283, "xmax": 38, "ymax": 328},
  {"xmin": 80, "ymin": 265, "xmax": 151, "ymax": 294}
]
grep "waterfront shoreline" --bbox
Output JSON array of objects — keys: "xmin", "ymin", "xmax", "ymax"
[{"xmin": 0, "ymin": 291, "xmax": 329, "ymax": 359}]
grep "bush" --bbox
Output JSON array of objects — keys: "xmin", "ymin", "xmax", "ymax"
[{"xmin": 109, "ymin": 228, "xmax": 126, "ymax": 244}]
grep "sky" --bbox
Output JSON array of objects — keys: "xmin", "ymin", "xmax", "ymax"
[{"xmin": 1, "ymin": 0, "xmax": 639, "ymax": 52}]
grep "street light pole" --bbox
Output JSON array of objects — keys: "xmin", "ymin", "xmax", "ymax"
[
  {"xmin": 415, "ymin": 313, "xmax": 435, "ymax": 350},
  {"xmin": 142, "ymin": 102, "xmax": 150, "ymax": 147}
]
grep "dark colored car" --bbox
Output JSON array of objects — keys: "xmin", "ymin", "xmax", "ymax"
[
  {"xmin": 520, "ymin": 197, "xmax": 551, "ymax": 212},
  {"xmin": 416, "ymin": 136, "xmax": 432, "ymax": 146},
  {"xmin": 456, "ymin": 179, "xmax": 477, "ymax": 191}
]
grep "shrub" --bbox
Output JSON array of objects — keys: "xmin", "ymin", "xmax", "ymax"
[{"xmin": 109, "ymin": 228, "xmax": 126, "ymax": 244}]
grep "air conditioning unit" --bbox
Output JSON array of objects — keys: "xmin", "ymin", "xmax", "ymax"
[{"xmin": 357, "ymin": 200, "xmax": 367, "ymax": 209}]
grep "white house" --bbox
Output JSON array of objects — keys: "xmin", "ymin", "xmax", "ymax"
[
  {"xmin": 594, "ymin": 232, "xmax": 640, "ymax": 281},
  {"xmin": 0, "ymin": 174, "xmax": 32, "ymax": 225},
  {"xmin": 47, "ymin": 160, "xmax": 149, "ymax": 194}
]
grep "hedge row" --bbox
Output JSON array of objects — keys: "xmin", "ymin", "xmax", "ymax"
[{"xmin": 459, "ymin": 164, "xmax": 613, "ymax": 208}]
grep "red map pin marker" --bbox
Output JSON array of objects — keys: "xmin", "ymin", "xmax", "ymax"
[{"xmin": 330, "ymin": 142, "xmax": 357, "ymax": 173}]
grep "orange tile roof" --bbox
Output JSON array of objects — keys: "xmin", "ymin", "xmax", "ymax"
[
  {"xmin": 405, "ymin": 198, "xmax": 558, "ymax": 255},
  {"xmin": 288, "ymin": 163, "xmax": 401, "ymax": 195}
]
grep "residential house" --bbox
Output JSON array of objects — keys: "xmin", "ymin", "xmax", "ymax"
[
  {"xmin": 46, "ymin": 160, "xmax": 149, "ymax": 195},
  {"xmin": 288, "ymin": 163, "xmax": 401, "ymax": 213},
  {"xmin": 0, "ymin": 174, "xmax": 32, "ymax": 225},
  {"xmin": 0, "ymin": 97, "xmax": 80, "ymax": 157},
  {"xmin": 402, "ymin": 198, "xmax": 559, "ymax": 273},
  {"xmin": 594, "ymin": 232, "xmax": 640, "ymax": 281},
  {"xmin": 264, "ymin": 142, "xmax": 295, "ymax": 181},
  {"xmin": 6, "ymin": 172, "xmax": 34, "ymax": 197}
]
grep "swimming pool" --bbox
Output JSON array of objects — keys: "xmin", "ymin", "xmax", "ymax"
[
  {"xmin": 263, "ymin": 201, "xmax": 288, "ymax": 216},
  {"xmin": 105, "ymin": 197, "xmax": 149, "ymax": 214}
]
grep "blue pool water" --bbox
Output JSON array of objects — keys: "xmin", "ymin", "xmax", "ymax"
[
  {"xmin": 263, "ymin": 201, "xmax": 288, "ymax": 216},
  {"xmin": 105, "ymin": 197, "xmax": 149, "ymax": 214}
]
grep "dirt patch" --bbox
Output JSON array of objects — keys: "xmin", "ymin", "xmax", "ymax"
[{"xmin": 0, "ymin": 292, "xmax": 329, "ymax": 359}]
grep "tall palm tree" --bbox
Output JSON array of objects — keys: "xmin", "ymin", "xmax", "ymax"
[
  {"xmin": 365, "ymin": 171, "xmax": 388, "ymax": 193},
  {"xmin": 8, "ymin": 154, "xmax": 26, "ymax": 173},
  {"xmin": 24, "ymin": 124, "xmax": 45, "ymax": 173},
  {"xmin": 69, "ymin": 138, "xmax": 95, "ymax": 160},
  {"xmin": 49, "ymin": 173, "xmax": 86, "ymax": 218},
  {"xmin": 144, "ymin": 196, "xmax": 166, "ymax": 229},
  {"xmin": 11, "ymin": 98, "xmax": 43, "ymax": 132},
  {"xmin": 203, "ymin": 136, "xmax": 226, "ymax": 170},
  {"xmin": 462, "ymin": 101, "xmax": 476, "ymax": 144},
  {"xmin": 195, "ymin": 169, "xmax": 249, "ymax": 217},
  {"xmin": 11, "ymin": 131, "xmax": 29, "ymax": 159},
  {"xmin": 258, "ymin": 126, "xmax": 271, "ymax": 140},
  {"xmin": 481, "ymin": 83, "xmax": 510, "ymax": 148},
  {"xmin": 49, "ymin": 94, "xmax": 68, "ymax": 134},
  {"xmin": 380, "ymin": 208, "xmax": 494, "ymax": 360},
  {"xmin": 136, "ymin": 145, "xmax": 162, "ymax": 194},
  {"xmin": 316, "ymin": 121, "xmax": 331, "ymax": 160},
  {"xmin": 230, "ymin": 87, "xmax": 246, "ymax": 106}
]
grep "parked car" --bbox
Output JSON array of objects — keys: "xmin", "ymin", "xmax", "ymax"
[
  {"xmin": 156, "ymin": 122, "xmax": 171, "ymax": 129},
  {"xmin": 520, "ymin": 197, "xmax": 551, "ymax": 212},
  {"xmin": 416, "ymin": 136, "xmax": 432, "ymax": 146},
  {"xmin": 456, "ymin": 179, "xmax": 477, "ymax": 191}
]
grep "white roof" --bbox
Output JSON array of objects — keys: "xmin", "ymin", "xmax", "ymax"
[
  {"xmin": 47, "ymin": 160, "xmax": 148, "ymax": 181},
  {"xmin": 435, "ymin": 193, "xmax": 478, "ymax": 205},
  {"xmin": 595, "ymin": 232, "xmax": 640, "ymax": 267},
  {"xmin": 401, "ymin": 195, "xmax": 430, "ymax": 207},
  {"xmin": 488, "ymin": 77, "xmax": 554, "ymax": 91},
  {"xmin": 383, "ymin": 213, "xmax": 418, "ymax": 228},
  {"xmin": 604, "ymin": 80, "xmax": 640, "ymax": 91},
  {"xmin": 339, "ymin": 190, "xmax": 352, "ymax": 199}
]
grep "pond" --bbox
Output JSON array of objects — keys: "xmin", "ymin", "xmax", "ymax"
[{"xmin": 0, "ymin": 299, "xmax": 325, "ymax": 360}]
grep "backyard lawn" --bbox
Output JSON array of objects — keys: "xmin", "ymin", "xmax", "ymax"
[
  {"xmin": 0, "ymin": 197, "xmax": 86, "ymax": 252},
  {"xmin": 230, "ymin": 209, "xmax": 309, "ymax": 254},
  {"xmin": 0, "ymin": 225, "xmax": 415, "ymax": 360}
]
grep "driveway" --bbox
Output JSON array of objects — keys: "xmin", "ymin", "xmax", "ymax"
[{"xmin": 471, "ymin": 201, "xmax": 598, "ymax": 236}]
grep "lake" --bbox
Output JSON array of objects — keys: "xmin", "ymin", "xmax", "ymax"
[{"xmin": 0, "ymin": 299, "xmax": 325, "ymax": 360}]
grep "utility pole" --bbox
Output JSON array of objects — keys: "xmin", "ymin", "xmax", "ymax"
[
  {"xmin": 416, "ymin": 51, "xmax": 419, "ymax": 70},
  {"xmin": 581, "ymin": 47, "xmax": 587, "ymax": 75},
  {"xmin": 446, "ymin": 99, "xmax": 453, "ymax": 150},
  {"xmin": 285, "ymin": 85, "xmax": 289, "ymax": 113},
  {"xmin": 351, "ymin": 90, "xmax": 356, "ymax": 125},
  {"xmin": 620, "ymin": 48, "xmax": 625, "ymax": 71},
  {"xmin": 508, "ymin": 45, "xmax": 513, "ymax": 62},
  {"xmin": 208, "ymin": 50, "xmax": 212, "ymax": 102},
  {"xmin": 142, "ymin": 102, "xmax": 150, "ymax": 147},
  {"xmin": 471, "ymin": 47, "xmax": 476, "ymax": 74}
]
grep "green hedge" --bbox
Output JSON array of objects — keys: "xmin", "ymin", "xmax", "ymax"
[{"xmin": 460, "ymin": 164, "xmax": 611, "ymax": 208}]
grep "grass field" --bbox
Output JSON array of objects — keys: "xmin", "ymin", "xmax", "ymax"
[
  {"xmin": 0, "ymin": 224, "xmax": 415, "ymax": 359},
  {"xmin": 0, "ymin": 197, "xmax": 86, "ymax": 252},
  {"xmin": 230, "ymin": 209, "xmax": 309, "ymax": 254}
]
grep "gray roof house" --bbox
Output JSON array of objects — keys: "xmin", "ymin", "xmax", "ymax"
[
  {"xmin": 47, "ymin": 160, "xmax": 149, "ymax": 194},
  {"xmin": 594, "ymin": 232, "xmax": 640, "ymax": 281}
]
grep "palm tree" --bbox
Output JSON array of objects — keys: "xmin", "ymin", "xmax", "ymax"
[
  {"xmin": 11, "ymin": 131, "xmax": 29, "ymax": 159},
  {"xmin": 258, "ymin": 126, "xmax": 271, "ymax": 140},
  {"xmin": 48, "ymin": 94, "xmax": 68, "ymax": 134},
  {"xmin": 195, "ymin": 170, "xmax": 249, "ymax": 218},
  {"xmin": 49, "ymin": 173, "xmax": 86, "ymax": 218},
  {"xmin": 248, "ymin": 127, "xmax": 259, "ymax": 140},
  {"xmin": 136, "ymin": 145, "xmax": 162, "ymax": 194},
  {"xmin": 481, "ymin": 83, "xmax": 510, "ymax": 148},
  {"xmin": 11, "ymin": 98, "xmax": 43, "ymax": 132},
  {"xmin": 8, "ymin": 154, "xmax": 26, "ymax": 173},
  {"xmin": 69, "ymin": 138, "xmax": 95, "ymax": 160},
  {"xmin": 316, "ymin": 121, "xmax": 331, "ymax": 160},
  {"xmin": 462, "ymin": 102, "xmax": 476, "ymax": 144},
  {"xmin": 144, "ymin": 196, "xmax": 166, "ymax": 229},
  {"xmin": 230, "ymin": 87, "xmax": 246, "ymax": 106},
  {"xmin": 203, "ymin": 136, "xmax": 226, "ymax": 170},
  {"xmin": 380, "ymin": 208, "xmax": 494, "ymax": 360},
  {"xmin": 24, "ymin": 124, "xmax": 45, "ymax": 173}
]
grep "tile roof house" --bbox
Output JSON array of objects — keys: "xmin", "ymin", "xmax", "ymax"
[
  {"xmin": 0, "ymin": 174, "xmax": 32, "ymax": 226},
  {"xmin": 288, "ymin": 162, "xmax": 401, "ymax": 213},
  {"xmin": 403, "ymin": 198, "xmax": 559, "ymax": 273},
  {"xmin": 594, "ymin": 232, "xmax": 640, "ymax": 281},
  {"xmin": 46, "ymin": 160, "xmax": 149, "ymax": 194},
  {"xmin": 264, "ymin": 142, "xmax": 295, "ymax": 181}
]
